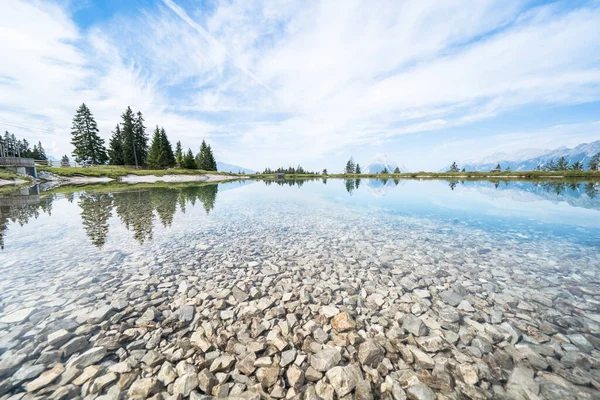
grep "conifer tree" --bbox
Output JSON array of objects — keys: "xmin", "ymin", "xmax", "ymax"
[
  {"xmin": 159, "ymin": 128, "xmax": 175, "ymax": 168},
  {"xmin": 121, "ymin": 107, "xmax": 136, "ymax": 165},
  {"xmin": 196, "ymin": 140, "xmax": 209, "ymax": 170},
  {"xmin": 345, "ymin": 157, "xmax": 355, "ymax": 174},
  {"xmin": 108, "ymin": 124, "xmax": 125, "ymax": 165},
  {"xmin": 556, "ymin": 157, "xmax": 569, "ymax": 171},
  {"xmin": 494, "ymin": 163, "xmax": 501, "ymax": 171},
  {"xmin": 61, "ymin": 155, "xmax": 69, "ymax": 163},
  {"xmin": 355, "ymin": 164, "xmax": 361, "ymax": 174},
  {"xmin": 70, "ymin": 103, "xmax": 108, "ymax": 164},
  {"xmin": 393, "ymin": 166, "xmax": 400, "ymax": 173},
  {"xmin": 35, "ymin": 141, "xmax": 46, "ymax": 160},
  {"xmin": 449, "ymin": 162, "xmax": 459, "ymax": 172},
  {"xmin": 183, "ymin": 148, "xmax": 197, "ymax": 169},
  {"xmin": 589, "ymin": 152, "xmax": 600, "ymax": 171},
  {"xmin": 382, "ymin": 167, "xmax": 389, "ymax": 174},
  {"xmin": 175, "ymin": 141, "xmax": 183, "ymax": 168},
  {"xmin": 133, "ymin": 111, "xmax": 148, "ymax": 165},
  {"xmin": 571, "ymin": 161, "xmax": 584, "ymax": 171},
  {"xmin": 147, "ymin": 126, "xmax": 163, "ymax": 169}
]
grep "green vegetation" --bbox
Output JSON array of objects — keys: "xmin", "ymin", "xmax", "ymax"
[
  {"xmin": 147, "ymin": 126, "xmax": 176, "ymax": 169},
  {"xmin": 261, "ymin": 165, "xmax": 318, "ymax": 175},
  {"xmin": 0, "ymin": 131, "xmax": 46, "ymax": 159},
  {"xmin": 70, "ymin": 103, "xmax": 108, "ymax": 164},
  {"xmin": 0, "ymin": 168, "xmax": 21, "ymax": 180},
  {"xmin": 195, "ymin": 140, "xmax": 217, "ymax": 171}
]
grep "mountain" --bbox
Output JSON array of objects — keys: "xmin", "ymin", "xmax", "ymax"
[
  {"xmin": 216, "ymin": 162, "xmax": 255, "ymax": 174},
  {"xmin": 364, "ymin": 154, "xmax": 407, "ymax": 173},
  {"xmin": 457, "ymin": 140, "xmax": 600, "ymax": 172}
]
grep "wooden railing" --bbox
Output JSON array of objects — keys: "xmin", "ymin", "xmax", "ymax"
[{"xmin": 0, "ymin": 157, "xmax": 35, "ymax": 167}]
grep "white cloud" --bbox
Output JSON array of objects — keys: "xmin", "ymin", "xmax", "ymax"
[{"xmin": 0, "ymin": 0, "xmax": 599, "ymax": 170}]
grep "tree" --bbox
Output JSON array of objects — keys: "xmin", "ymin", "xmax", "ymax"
[
  {"xmin": 133, "ymin": 111, "xmax": 148, "ymax": 165},
  {"xmin": 556, "ymin": 157, "xmax": 569, "ymax": 171},
  {"xmin": 382, "ymin": 167, "xmax": 389, "ymax": 174},
  {"xmin": 322, "ymin": 168, "xmax": 328, "ymax": 175},
  {"xmin": 34, "ymin": 141, "xmax": 46, "ymax": 160},
  {"xmin": 175, "ymin": 141, "xmax": 183, "ymax": 168},
  {"xmin": 355, "ymin": 164, "xmax": 361, "ymax": 174},
  {"xmin": 505, "ymin": 166, "xmax": 511, "ymax": 172},
  {"xmin": 588, "ymin": 152, "xmax": 600, "ymax": 171},
  {"xmin": 461, "ymin": 168, "xmax": 466, "ymax": 172},
  {"xmin": 545, "ymin": 159, "xmax": 557, "ymax": 171},
  {"xmin": 571, "ymin": 161, "xmax": 584, "ymax": 171},
  {"xmin": 494, "ymin": 163, "xmax": 501, "ymax": 171},
  {"xmin": 345, "ymin": 157, "xmax": 355, "ymax": 174},
  {"xmin": 393, "ymin": 167, "xmax": 400, "ymax": 174},
  {"xmin": 195, "ymin": 140, "xmax": 217, "ymax": 171},
  {"xmin": 61, "ymin": 155, "xmax": 69, "ymax": 163},
  {"xmin": 121, "ymin": 107, "xmax": 136, "ymax": 165},
  {"xmin": 70, "ymin": 103, "xmax": 108, "ymax": 164},
  {"xmin": 183, "ymin": 148, "xmax": 197, "ymax": 169},
  {"xmin": 449, "ymin": 162, "xmax": 460, "ymax": 172},
  {"xmin": 159, "ymin": 128, "xmax": 175, "ymax": 168},
  {"xmin": 108, "ymin": 124, "xmax": 125, "ymax": 165},
  {"xmin": 147, "ymin": 126, "xmax": 163, "ymax": 169}
]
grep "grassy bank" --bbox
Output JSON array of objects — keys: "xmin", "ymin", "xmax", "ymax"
[
  {"xmin": 0, "ymin": 168, "xmax": 22, "ymax": 180},
  {"xmin": 38, "ymin": 166, "xmax": 237, "ymax": 179}
]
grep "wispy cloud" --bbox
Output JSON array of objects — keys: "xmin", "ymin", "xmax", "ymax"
[{"xmin": 1, "ymin": 0, "xmax": 599, "ymax": 169}]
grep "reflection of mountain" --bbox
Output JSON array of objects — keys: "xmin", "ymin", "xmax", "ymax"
[
  {"xmin": 460, "ymin": 181, "xmax": 600, "ymax": 210},
  {"xmin": 366, "ymin": 178, "xmax": 401, "ymax": 197}
]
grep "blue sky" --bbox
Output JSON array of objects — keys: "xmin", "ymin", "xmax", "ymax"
[{"xmin": 1, "ymin": 0, "xmax": 599, "ymax": 171}]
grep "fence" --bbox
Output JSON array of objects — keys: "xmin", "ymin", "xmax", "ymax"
[{"xmin": 36, "ymin": 160, "xmax": 151, "ymax": 169}]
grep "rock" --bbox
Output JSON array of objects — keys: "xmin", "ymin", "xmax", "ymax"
[
  {"xmin": 286, "ymin": 364, "xmax": 304, "ymax": 389},
  {"xmin": 197, "ymin": 369, "xmax": 217, "ymax": 394},
  {"xmin": 355, "ymin": 380, "xmax": 374, "ymax": 400},
  {"xmin": 13, "ymin": 364, "xmax": 46, "ymax": 382},
  {"xmin": 69, "ymin": 347, "xmax": 107, "ymax": 368},
  {"xmin": 358, "ymin": 340, "xmax": 385, "ymax": 367},
  {"xmin": 256, "ymin": 366, "xmax": 279, "ymax": 389},
  {"xmin": 141, "ymin": 350, "xmax": 164, "ymax": 367},
  {"xmin": 310, "ymin": 348, "xmax": 342, "ymax": 372},
  {"xmin": 89, "ymin": 372, "xmax": 117, "ymax": 394},
  {"xmin": 179, "ymin": 305, "xmax": 195, "ymax": 324},
  {"xmin": 157, "ymin": 362, "xmax": 177, "ymax": 386},
  {"xmin": 47, "ymin": 329, "xmax": 72, "ymax": 347},
  {"xmin": 331, "ymin": 312, "xmax": 356, "ymax": 332},
  {"xmin": 406, "ymin": 383, "xmax": 435, "ymax": 400},
  {"xmin": 325, "ymin": 365, "xmax": 362, "ymax": 397},
  {"xmin": 458, "ymin": 364, "xmax": 479, "ymax": 385},
  {"xmin": 210, "ymin": 354, "xmax": 235, "ymax": 373},
  {"xmin": 0, "ymin": 307, "xmax": 36, "ymax": 323},
  {"xmin": 174, "ymin": 373, "xmax": 199, "ymax": 397},
  {"xmin": 439, "ymin": 291, "xmax": 463, "ymax": 307},
  {"xmin": 568, "ymin": 334, "xmax": 594, "ymax": 353},
  {"xmin": 415, "ymin": 335, "xmax": 448, "ymax": 353},
  {"xmin": 408, "ymin": 346, "xmax": 435, "ymax": 369},
  {"xmin": 73, "ymin": 365, "xmax": 101, "ymax": 385},
  {"xmin": 403, "ymin": 315, "xmax": 428, "ymax": 336},
  {"xmin": 506, "ymin": 367, "xmax": 539, "ymax": 399},
  {"xmin": 128, "ymin": 377, "xmax": 160, "ymax": 398},
  {"xmin": 136, "ymin": 308, "xmax": 157, "ymax": 325},
  {"xmin": 320, "ymin": 306, "xmax": 340, "ymax": 318},
  {"xmin": 25, "ymin": 363, "xmax": 64, "ymax": 392},
  {"xmin": 61, "ymin": 336, "xmax": 88, "ymax": 357}
]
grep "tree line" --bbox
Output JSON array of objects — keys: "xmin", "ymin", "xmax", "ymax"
[
  {"xmin": 70, "ymin": 103, "xmax": 217, "ymax": 170},
  {"xmin": 447, "ymin": 154, "xmax": 600, "ymax": 173},
  {"xmin": 260, "ymin": 166, "xmax": 318, "ymax": 175},
  {"xmin": 0, "ymin": 132, "xmax": 47, "ymax": 160}
]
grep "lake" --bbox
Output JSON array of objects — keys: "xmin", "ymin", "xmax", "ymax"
[{"xmin": 0, "ymin": 179, "xmax": 599, "ymax": 399}]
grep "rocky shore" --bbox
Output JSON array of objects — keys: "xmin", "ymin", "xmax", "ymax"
[{"xmin": 0, "ymin": 198, "xmax": 599, "ymax": 400}]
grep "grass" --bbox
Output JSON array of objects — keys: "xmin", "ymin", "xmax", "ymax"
[
  {"xmin": 37, "ymin": 166, "xmax": 238, "ymax": 179},
  {"xmin": 0, "ymin": 168, "xmax": 21, "ymax": 180}
]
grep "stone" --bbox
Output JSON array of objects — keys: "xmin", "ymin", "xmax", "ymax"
[
  {"xmin": 210, "ymin": 354, "xmax": 235, "ymax": 373},
  {"xmin": 358, "ymin": 340, "xmax": 385, "ymax": 367},
  {"xmin": 141, "ymin": 350, "xmax": 164, "ymax": 367},
  {"xmin": 256, "ymin": 366, "xmax": 279, "ymax": 389},
  {"xmin": 179, "ymin": 305, "xmax": 195, "ymax": 324},
  {"xmin": 568, "ymin": 334, "xmax": 594, "ymax": 353},
  {"xmin": 25, "ymin": 363, "xmax": 64, "ymax": 392},
  {"xmin": 197, "ymin": 369, "xmax": 218, "ymax": 394},
  {"xmin": 403, "ymin": 314, "xmax": 428, "ymax": 336},
  {"xmin": 128, "ymin": 377, "xmax": 160, "ymax": 398},
  {"xmin": 174, "ymin": 373, "xmax": 199, "ymax": 397},
  {"xmin": 458, "ymin": 364, "xmax": 479, "ymax": 385},
  {"xmin": 506, "ymin": 367, "xmax": 539, "ymax": 398},
  {"xmin": 311, "ymin": 348, "xmax": 342, "ymax": 372},
  {"xmin": 331, "ymin": 312, "xmax": 356, "ymax": 332},
  {"xmin": 157, "ymin": 362, "xmax": 177, "ymax": 386},
  {"xmin": 61, "ymin": 336, "xmax": 88, "ymax": 357},
  {"xmin": 439, "ymin": 291, "xmax": 463, "ymax": 307},
  {"xmin": 406, "ymin": 383, "xmax": 435, "ymax": 400},
  {"xmin": 88, "ymin": 305, "xmax": 114, "ymax": 324},
  {"xmin": 0, "ymin": 307, "xmax": 36, "ymax": 323},
  {"xmin": 355, "ymin": 380, "xmax": 374, "ymax": 400},
  {"xmin": 408, "ymin": 346, "xmax": 435, "ymax": 369},
  {"xmin": 90, "ymin": 372, "xmax": 117, "ymax": 394},
  {"xmin": 69, "ymin": 346, "xmax": 107, "ymax": 368},
  {"xmin": 415, "ymin": 335, "xmax": 448, "ymax": 353},
  {"xmin": 73, "ymin": 365, "xmax": 101, "ymax": 385},
  {"xmin": 13, "ymin": 364, "xmax": 46, "ymax": 382},
  {"xmin": 320, "ymin": 306, "xmax": 340, "ymax": 318},
  {"xmin": 325, "ymin": 365, "xmax": 362, "ymax": 397},
  {"xmin": 47, "ymin": 329, "xmax": 72, "ymax": 347},
  {"xmin": 286, "ymin": 364, "xmax": 304, "ymax": 389}
]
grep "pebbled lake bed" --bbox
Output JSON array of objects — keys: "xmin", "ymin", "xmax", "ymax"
[{"xmin": 0, "ymin": 179, "xmax": 599, "ymax": 399}]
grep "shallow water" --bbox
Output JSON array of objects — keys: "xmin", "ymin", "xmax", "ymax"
[{"xmin": 0, "ymin": 179, "xmax": 599, "ymax": 398}]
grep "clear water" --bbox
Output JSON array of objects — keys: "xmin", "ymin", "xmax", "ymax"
[{"xmin": 1, "ymin": 179, "xmax": 599, "ymax": 397}]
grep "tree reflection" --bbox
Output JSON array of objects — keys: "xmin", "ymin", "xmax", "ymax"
[
  {"xmin": 585, "ymin": 182, "xmax": 599, "ymax": 199},
  {"xmin": 0, "ymin": 194, "xmax": 53, "ymax": 250},
  {"xmin": 355, "ymin": 178, "xmax": 361, "ymax": 189},
  {"xmin": 79, "ymin": 193, "xmax": 113, "ymax": 248},
  {"xmin": 114, "ymin": 190, "xmax": 155, "ymax": 244},
  {"xmin": 448, "ymin": 181, "xmax": 458, "ymax": 190}
]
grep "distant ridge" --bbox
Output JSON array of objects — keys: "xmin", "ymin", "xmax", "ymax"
[
  {"xmin": 365, "ymin": 154, "xmax": 407, "ymax": 173},
  {"xmin": 453, "ymin": 140, "xmax": 600, "ymax": 171},
  {"xmin": 216, "ymin": 162, "xmax": 255, "ymax": 174}
]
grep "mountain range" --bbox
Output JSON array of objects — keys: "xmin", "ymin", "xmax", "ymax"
[
  {"xmin": 216, "ymin": 162, "xmax": 255, "ymax": 174},
  {"xmin": 364, "ymin": 154, "xmax": 407, "ymax": 173},
  {"xmin": 456, "ymin": 140, "xmax": 600, "ymax": 172}
]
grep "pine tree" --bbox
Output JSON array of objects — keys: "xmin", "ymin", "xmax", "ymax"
[
  {"xmin": 355, "ymin": 164, "xmax": 361, "ymax": 174},
  {"xmin": 108, "ymin": 125, "xmax": 125, "ymax": 165},
  {"xmin": 322, "ymin": 168, "xmax": 328, "ymax": 175},
  {"xmin": 556, "ymin": 157, "xmax": 569, "ymax": 171},
  {"xmin": 70, "ymin": 103, "xmax": 108, "ymax": 164},
  {"xmin": 345, "ymin": 157, "xmax": 355, "ymax": 174},
  {"xmin": 61, "ymin": 155, "xmax": 69, "ymax": 163},
  {"xmin": 588, "ymin": 152, "xmax": 600, "ymax": 171},
  {"xmin": 382, "ymin": 167, "xmax": 389, "ymax": 174},
  {"xmin": 159, "ymin": 128, "xmax": 175, "ymax": 168},
  {"xmin": 393, "ymin": 166, "xmax": 400, "ymax": 174},
  {"xmin": 183, "ymin": 148, "xmax": 197, "ymax": 169},
  {"xmin": 175, "ymin": 141, "xmax": 183, "ymax": 168},
  {"xmin": 35, "ymin": 141, "xmax": 46, "ymax": 160},
  {"xmin": 133, "ymin": 111, "xmax": 148, "ymax": 165},
  {"xmin": 207, "ymin": 144, "xmax": 217, "ymax": 171},
  {"xmin": 571, "ymin": 161, "xmax": 584, "ymax": 171},
  {"xmin": 494, "ymin": 163, "xmax": 501, "ymax": 171},
  {"xmin": 147, "ymin": 126, "xmax": 163, "ymax": 169},
  {"xmin": 121, "ymin": 107, "xmax": 136, "ymax": 166},
  {"xmin": 545, "ymin": 159, "xmax": 557, "ymax": 171},
  {"xmin": 449, "ymin": 162, "xmax": 459, "ymax": 172},
  {"xmin": 196, "ymin": 140, "xmax": 209, "ymax": 170}
]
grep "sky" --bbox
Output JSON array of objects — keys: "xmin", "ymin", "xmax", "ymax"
[{"xmin": 1, "ymin": 0, "xmax": 600, "ymax": 172}]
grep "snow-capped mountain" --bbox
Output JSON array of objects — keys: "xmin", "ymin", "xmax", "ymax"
[
  {"xmin": 364, "ymin": 154, "xmax": 407, "ymax": 173},
  {"xmin": 456, "ymin": 140, "xmax": 600, "ymax": 171},
  {"xmin": 216, "ymin": 162, "xmax": 255, "ymax": 174}
]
